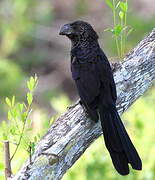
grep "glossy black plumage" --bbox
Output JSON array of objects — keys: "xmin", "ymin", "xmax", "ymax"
[{"xmin": 59, "ymin": 20, "xmax": 142, "ymax": 175}]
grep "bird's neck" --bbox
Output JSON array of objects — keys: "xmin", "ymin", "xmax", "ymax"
[{"xmin": 71, "ymin": 40, "xmax": 100, "ymax": 61}]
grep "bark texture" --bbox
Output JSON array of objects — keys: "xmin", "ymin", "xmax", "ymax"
[{"xmin": 12, "ymin": 29, "xmax": 155, "ymax": 180}]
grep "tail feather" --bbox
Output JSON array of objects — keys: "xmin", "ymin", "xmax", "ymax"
[
  {"xmin": 110, "ymin": 152, "xmax": 129, "ymax": 175},
  {"xmin": 113, "ymin": 111, "xmax": 142, "ymax": 170},
  {"xmin": 99, "ymin": 105, "xmax": 142, "ymax": 175}
]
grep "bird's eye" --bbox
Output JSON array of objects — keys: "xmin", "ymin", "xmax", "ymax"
[
  {"xmin": 71, "ymin": 25, "xmax": 78, "ymax": 31},
  {"xmin": 79, "ymin": 26, "xmax": 85, "ymax": 33},
  {"xmin": 71, "ymin": 24, "xmax": 85, "ymax": 34}
]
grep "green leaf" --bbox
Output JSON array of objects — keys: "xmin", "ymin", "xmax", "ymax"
[
  {"xmin": 27, "ymin": 81, "xmax": 31, "ymax": 91},
  {"xmin": 10, "ymin": 128, "xmax": 16, "ymax": 135},
  {"xmin": 30, "ymin": 76, "xmax": 35, "ymax": 88},
  {"xmin": 12, "ymin": 96, "xmax": 15, "ymax": 107},
  {"xmin": 34, "ymin": 136, "xmax": 37, "ymax": 142},
  {"xmin": 120, "ymin": 2, "xmax": 128, "ymax": 12},
  {"xmin": 21, "ymin": 112, "xmax": 28, "ymax": 122},
  {"xmin": 127, "ymin": 28, "xmax": 133, "ymax": 37},
  {"xmin": 113, "ymin": 24, "xmax": 123, "ymax": 36},
  {"xmin": 50, "ymin": 117, "xmax": 55, "ymax": 125},
  {"xmin": 34, "ymin": 74, "xmax": 38, "ymax": 83},
  {"xmin": 104, "ymin": 28, "xmax": 113, "ymax": 32},
  {"xmin": 11, "ymin": 108, "xmax": 17, "ymax": 118},
  {"xmin": 119, "ymin": 11, "xmax": 124, "ymax": 20},
  {"xmin": 116, "ymin": 1, "xmax": 120, "ymax": 9},
  {"xmin": 8, "ymin": 110, "xmax": 12, "ymax": 120},
  {"xmin": 27, "ymin": 92, "xmax": 33, "ymax": 106},
  {"xmin": 27, "ymin": 77, "xmax": 35, "ymax": 91},
  {"xmin": 105, "ymin": 0, "xmax": 114, "ymax": 10},
  {"xmin": 18, "ymin": 103, "xmax": 24, "ymax": 112},
  {"xmin": 1, "ymin": 121, "xmax": 8, "ymax": 140},
  {"xmin": 30, "ymin": 142, "xmax": 35, "ymax": 154},
  {"xmin": 27, "ymin": 118, "xmax": 31, "ymax": 126},
  {"xmin": 27, "ymin": 75, "xmax": 38, "ymax": 91},
  {"xmin": 3, "ymin": 132, "xmax": 8, "ymax": 140},
  {"xmin": 6, "ymin": 97, "xmax": 12, "ymax": 107}
]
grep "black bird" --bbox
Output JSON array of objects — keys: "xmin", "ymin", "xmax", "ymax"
[{"xmin": 59, "ymin": 20, "xmax": 142, "ymax": 175}]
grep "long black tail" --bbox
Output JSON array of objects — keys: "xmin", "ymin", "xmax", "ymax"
[{"xmin": 99, "ymin": 105, "xmax": 142, "ymax": 175}]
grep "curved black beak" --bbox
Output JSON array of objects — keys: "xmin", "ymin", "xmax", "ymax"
[{"xmin": 59, "ymin": 24, "xmax": 73, "ymax": 35}]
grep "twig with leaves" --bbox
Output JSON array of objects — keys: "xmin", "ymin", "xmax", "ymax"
[
  {"xmin": 3, "ymin": 75, "xmax": 38, "ymax": 178},
  {"xmin": 105, "ymin": 0, "xmax": 132, "ymax": 58}
]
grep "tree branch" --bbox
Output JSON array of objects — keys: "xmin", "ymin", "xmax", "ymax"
[
  {"xmin": 12, "ymin": 29, "xmax": 155, "ymax": 180},
  {"xmin": 4, "ymin": 141, "xmax": 12, "ymax": 179}
]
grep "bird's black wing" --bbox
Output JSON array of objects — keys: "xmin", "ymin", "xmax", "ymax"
[
  {"xmin": 97, "ymin": 50, "xmax": 117, "ymax": 103},
  {"xmin": 71, "ymin": 55, "xmax": 101, "ymax": 121}
]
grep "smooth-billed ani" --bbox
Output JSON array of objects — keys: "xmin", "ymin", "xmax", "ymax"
[{"xmin": 59, "ymin": 20, "xmax": 142, "ymax": 175}]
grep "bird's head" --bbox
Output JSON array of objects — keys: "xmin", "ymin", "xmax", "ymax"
[{"xmin": 59, "ymin": 21, "xmax": 98, "ymax": 45}]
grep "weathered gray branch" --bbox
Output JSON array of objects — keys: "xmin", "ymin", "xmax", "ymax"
[{"xmin": 12, "ymin": 29, "xmax": 155, "ymax": 180}]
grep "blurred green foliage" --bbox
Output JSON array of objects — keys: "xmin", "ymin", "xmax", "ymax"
[
  {"xmin": 105, "ymin": 0, "xmax": 131, "ymax": 58},
  {"xmin": 0, "ymin": 0, "xmax": 53, "ymax": 99},
  {"xmin": 0, "ymin": 59, "xmax": 23, "ymax": 96},
  {"xmin": 104, "ymin": 14, "xmax": 155, "ymax": 57},
  {"xmin": 0, "ymin": 0, "xmax": 54, "ymax": 117}
]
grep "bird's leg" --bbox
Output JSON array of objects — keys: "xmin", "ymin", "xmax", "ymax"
[
  {"xmin": 79, "ymin": 101, "xmax": 90, "ymax": 118},
  {"xmin": 68, "ymin": 100, "xmax": 89, "ymax": 117}
]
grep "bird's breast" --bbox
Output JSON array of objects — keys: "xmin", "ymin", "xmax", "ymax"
[{"xmin": 71, "ymin": 62, "xmax": 98, "ymax": 80}]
